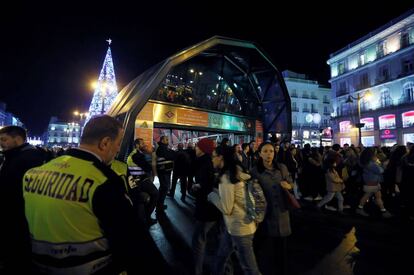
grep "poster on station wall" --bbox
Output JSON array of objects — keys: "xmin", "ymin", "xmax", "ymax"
[
  {"xmin": 255, "ymin": 120, "xmax": 263, "ymax": 145},
  {"xmin": 135, "ymin": 103, "xmax": 154, "ymax": 149}
]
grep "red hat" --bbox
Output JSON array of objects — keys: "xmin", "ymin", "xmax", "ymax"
[{"xmin": 197, "ymin": 139, "xmax": 216, "ymax": 155}]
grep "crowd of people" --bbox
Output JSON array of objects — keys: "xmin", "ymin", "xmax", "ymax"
[{"xmin": 1, "ymin": 117, "xmax": 414, "ymax": 274}]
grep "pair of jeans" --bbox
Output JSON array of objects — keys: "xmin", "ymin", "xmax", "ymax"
[
  {"xmin": 317, "ymin": 191, "xmax": 344, "ymax": 211},
  {"xmin": 215, "ymin": 230, "xmax": 261, "ymax": 275},
  {"xmin": 192, "ymin": 221, "xmax": 217, "ymax": 275}
]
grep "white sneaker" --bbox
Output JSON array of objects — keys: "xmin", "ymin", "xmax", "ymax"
[
  {"xmin": 325, "ymin": 205, "xmax": 337, "ymax": 211},
  {"xmin": 356, "ymin": 208, "xmax": 369, "ymax": 217},
  {"xmin": 314, "ymin": 195, "xmax": 323, "ymax": 201},
  {"xmin": 304, "ymin": 196, "xmax": 314, "ymax": 201}
]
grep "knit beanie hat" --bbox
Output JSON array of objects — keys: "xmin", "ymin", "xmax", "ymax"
[{"xmin": 197, "ymin": 139, "xmax": 216, "ymax": 155}]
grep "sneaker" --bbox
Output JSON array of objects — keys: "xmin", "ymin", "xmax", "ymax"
[
  {"xmin": 343, "ymin": 205, "xmax": 351, "ymax": 209},
  {"xmin": 314, "ymin": 195, "xmax": 323, "ymax": 201},
  {"xmin": 356, "ymin": 208, "xmax": 369, "ymax": 217},
  {"xmin": 381, "ymin": 211, "xmax": 393, "ymax": 219},
  {"xmin": 304, "ymin": 196, "xmax": 314, "ymax": 201},
  {"xmin": 325, "ymin": 205, "xmax": 337, "ymax": 211}
]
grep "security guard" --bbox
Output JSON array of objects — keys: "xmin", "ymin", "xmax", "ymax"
[
  {"xmin": 110, "ymin": 158, "xmax": 129, "ymax": 192},
  {"xmin": 126, "ymin": 138, "xmax": 158, "ymax": 227},
  {"xmin": 155, "ymin": 135, "xmax": 175, "ymax": 216},
  {"xmin": 23, "ymin": 115, "xmax": 158, "ymax": 274}
]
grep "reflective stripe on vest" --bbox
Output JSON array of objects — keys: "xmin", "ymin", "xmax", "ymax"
[
  {"xmin": 34, "ymin": 254, "xmax": 112, "ymax": 275},
  {"xmin": 128, "ymin": 166, "xmax": 146, "ymax": 176},
  {"xmin": 156, "ymin": 157, "xmax": 174, "ymax": 172},
  {"xmin": 32, "ymin": 237, "xmax": 110, "ymax": 259}
]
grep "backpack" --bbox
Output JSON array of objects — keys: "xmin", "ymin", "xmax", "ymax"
[{"xmin": 244, "ymin": 178, "xmax": 267, "ymax": 224}]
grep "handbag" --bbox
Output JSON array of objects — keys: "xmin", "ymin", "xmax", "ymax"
[{"xmin": 283, "ymin": 189, "xmax": 301, "ymax": 209}]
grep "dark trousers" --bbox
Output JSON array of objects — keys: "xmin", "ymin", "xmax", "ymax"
[
  {"xmin": 192, "ymin": 221, "xmax": 217, "ymax": 275},
  {"xmin": 170, "ymin": 171, "xmax": 188, "ymax": 198},
  {"xmin": 132, "ymin": 179, "xmax": 159, "ymax": 223},
  {"xmin": 157, "ymin": 172, "xmax": 171, "ymax": 211},
  {"xmin": 254, "ymin": 235, "xmax": 288, "ymax": 275}
]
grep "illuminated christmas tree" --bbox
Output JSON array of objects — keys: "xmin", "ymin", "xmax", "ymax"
[{"xmin": 85, "ymin": 39, "xmax": 118, "ymax": 123}]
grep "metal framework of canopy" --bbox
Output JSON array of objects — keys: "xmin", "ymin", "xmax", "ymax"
[{"xmin": 107, "ymin": 36, "xmax": 291, "ymax": 158}]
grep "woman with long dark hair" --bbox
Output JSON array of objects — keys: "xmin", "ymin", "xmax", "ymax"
[
  {"xmin": 208, "ymin": 146, "xmax": 261, "ymax": 275},
  {"xmin": 250, "ymin": 142, "xmax": 293, "ymax": 275}
]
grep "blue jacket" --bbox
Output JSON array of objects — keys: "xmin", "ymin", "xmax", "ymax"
[{"xmin": 363, "ymin": 161, "xmax": 384, "ymax": 184}]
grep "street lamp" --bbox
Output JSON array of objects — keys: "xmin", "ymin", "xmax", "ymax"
[
  {"xmin": 345, "ymin": 91, "xmax": 373, "ymax": 146},
  {"xmin": 73, "ymin": 111, "xmax": 89, "ymax": 122}
]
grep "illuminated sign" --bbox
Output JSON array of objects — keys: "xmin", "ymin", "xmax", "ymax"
[
  {"xmin": 402, "ymin": 111, "xmax": 414, "ymax": 128},
  {"xmin": 136, "ymin": 102, "xmax": 253, "ymax": 135},
  {"xmin": 379, "ymin": 114, "xmax": 396, "ymax": 130},
  {"xmin": 380, "ymin": 129, "xmax": 397, "ymax": 139},
  {"xmin": 321, "ymin": 127, "xmax": 332, "ymax": 138},
  {"xmin": 360, "ymin": 117, "xmax": 374, "ymax": 131},
  {"xmin": 339, "ymin": 121, "xmax": 352, "ymax": 133}
]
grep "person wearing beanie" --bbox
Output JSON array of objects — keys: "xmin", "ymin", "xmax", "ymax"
[
  {"xmin": 191, "ymin": 139, "xmax": 221, "ymax": 275},
  {"xmin": 197, "ymin": 138, "xmax": 216, "ymax": 155}
]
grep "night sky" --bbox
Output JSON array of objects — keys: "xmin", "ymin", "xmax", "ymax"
[{"xmin": 0, "ymin": 2, "xmax": 413, "ymax": 135}]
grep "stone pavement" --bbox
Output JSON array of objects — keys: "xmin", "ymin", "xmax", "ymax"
[{"xmin": 148, "ymin": 191, "xmax": 413, "ymax": 275}]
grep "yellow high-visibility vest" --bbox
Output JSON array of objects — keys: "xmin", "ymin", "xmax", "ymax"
[{"xmin": 23, "ymin": 154, "xmax": 112, "ymax": 274}]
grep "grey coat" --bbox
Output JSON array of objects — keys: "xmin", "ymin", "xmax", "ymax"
[{"xmin": 250, "ymin": 163, "xmax": 292, "ymax": 237}]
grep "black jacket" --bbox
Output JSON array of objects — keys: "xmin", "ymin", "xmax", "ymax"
[
  {"xmin": 193, "ymin": 154, "xmax": 221, "ymax": 221},
  {"xmin": 0, "ymin": 143, "xmax": 47, "ymax": 272}
]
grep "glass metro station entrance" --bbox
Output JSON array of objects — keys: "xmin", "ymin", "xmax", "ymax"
[{"xmin": 107, "ymin": 36, "xmax": 291, "ymax": 158}]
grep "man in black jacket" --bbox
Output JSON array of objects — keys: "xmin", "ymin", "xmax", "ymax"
[
  {"xmin": 155, "ymin": 135, "xmax": 175, "ymax": 216},
  {"xmin": 0, "ymin": 126, "xmax": 47, "ymax": 274}
]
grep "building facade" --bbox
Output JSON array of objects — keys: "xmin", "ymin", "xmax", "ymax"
[
  {"xmin": 328, "ymin": 9, "xmax": 414, "ymax": 147},
  {"xmin": 0, "ymin": 101, "xmax": 24, "ymax": 127},
  {"xmin": 45, "ymin": 116, "xmax": 81, "ymax": 147},
  {"xmin": 283, "ymin": 70, "xmax": 332, "ymax": 146}
]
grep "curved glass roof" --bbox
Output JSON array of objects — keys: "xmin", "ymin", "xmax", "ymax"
[{"xmin": 108, "ymin": 36, "xmax": 291, "ymax": 157}]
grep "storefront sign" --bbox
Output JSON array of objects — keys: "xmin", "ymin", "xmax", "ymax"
[
  {"xmin": 380, "ymin": 129, "xmax": 397, "ymax": 139},
  {"xmin": 177, "ymin": 108, "xmax": 208, "ymax": 127},
  {"xmin": 136, "ymin": 102, "xmax": 253, "ymax": 138}
]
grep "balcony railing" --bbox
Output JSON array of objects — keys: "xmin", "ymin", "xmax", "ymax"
[
  {"xmin": 302, "ymin": 108, "xmax": 310, "ymax": 113},
  {"xmin": 302, "ymin": 94, "xmax": 310, "ymax": 99},
  {"xmin": 292, "ymin": 107, "xmax": 299, "ymax": 112},
  {"xmin": 336, "ymin": 89, "xmax": 348, "ymax": 97},
  {"xmin": 311, "ymin": 108, "xmax": 318, "ymax": 113},
  {"xmin": 323, "ymin": 100, "xmax": 330, "ymax": 104},
  {"xmin": 291, "ymin": 93, "xmax": 298, "ymax": 98}
]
